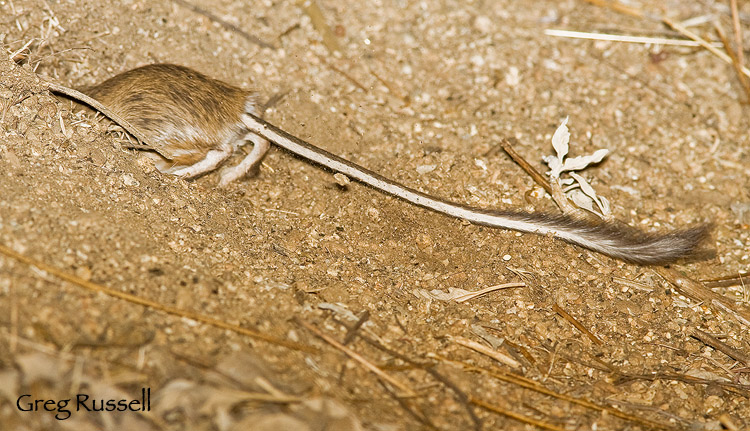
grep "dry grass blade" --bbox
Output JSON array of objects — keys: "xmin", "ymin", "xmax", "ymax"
[
  {"xmin": 719, "ymin": 413, "xmax": 741, "ymax": 431},
  {"xmin": 714, "ymin": 22, "xmax": 750, "ymax": 102},
  {"xmin": 661, "ymin": 16, "xmax": 750, "ymax": 78},
  {"xmin": 296, "ymin": 0, "xmax": 340, "ymax": 53},
  {"xmin": 295, "ymin": 317, "xmax": 417, "ymax": 397},
  {"xmin": 342, "ymin": 310, "xmax": 370, "ymax": 345},
  {"xmin": 729, "ymin": 0, "xmax": 745, "ymax": 68},
  {"xmin": 469, "ymin": 397, "xmax": 565, "ymax": 431},
  {"xmin": 321, "ymin": 59, "xmax": 368, "ymax": 92},
  {"xmin": 0, "ymin": 243, "xmax": 315, "ymax": 353},
  {"xmin": 579, "ymin": 0, "xmax": 644, "ymax": 18},
  {"xmin": 501, "ymin": 338, "xmax": 538, "ymax": 366},
  {"xmin": 453, "ymin": 282, "xmax": 525, "ymax": 303},
  {"xmin": 451, "ymin": 336, "xmax": 522, "ymax": 369},
  {"xmin": 700, "ymin": 271, "xmax": 750, "ymax": 288},
  {"xmin": 613, "ymin": 371, "xmax": 750, "ymax": 395},
  {"xmin": 611, "ymin": 276, "xmax": 653, "ymax": 292},
  {"xmin": 438, "ymin": 356, "xmax": 678, "ymax": 430},
  {"xmin": 8, "ymin": 38, "xmax": 35, "ymax": 61},
  {"xmin": 545, "ymin": 29, "xmax": 710, "ymax": 46},
  {"xmin": 203, "ymin": 388, "xmax": 303, "ymax": 404},
  {"xmin": 580, "ymin": 0, "xmax": 750, "ymax": 101},
  {"xmin": 552, "ymin": 303, "xmax": 603, "ymax": 345},
  {"xmin": 368, "ymin": 66, "xmax": 410, "ymax": 103}
]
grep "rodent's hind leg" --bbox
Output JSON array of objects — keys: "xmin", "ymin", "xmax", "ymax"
[
  {"xmin": 218, "ymin": 133, "xmax": 270, "ymax": 187},
  {"xmin": 170, "ymin": 143, "xmax": 234, "ymax": 179}
]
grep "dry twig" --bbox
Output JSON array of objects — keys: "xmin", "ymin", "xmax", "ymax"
[
  {"xmin": 368, "ymin": 66, "xmax": 410, "ymax": 103},
  {"xmin": 653, "ymin": 267, "xmax": 750, "ymax": 326},
  {"xmin": 342, "ymin": 310, "xmax": 370, "ymax": 345},
  {"xmin": 719, "ymin": 413, "xmax": 741, "ymax": 431},
  {"xmin": 170, "ymin": 0, "xmax": 275, "ymax": 49},
  {"xmin": 690, "ymin": 328, "xmax": 750, "ymax": 366},
  {"xmin": 499, "ymin": 138, "xmax": 552, "ymax": 195},
  {"xmin": 470, "ymin": 397, "xmax": 565, "ymax": 431},
  {"xmin": 613, "ymin": 371, "xmax": 750, "ymax": 396},
  {"xmin": 295, "ymin": 317, "xmax": 417, "ymax": 397},
  {"xmin": 342, "ymin": 327, "xmax": 482, "ymax": 431},
  {"xmin": 611, "ymin": 275, "xmax": 654, "ymax": 292},
  {"xmin": 375, "ymin": 380, "xmax": 437, "ymax": 430}
]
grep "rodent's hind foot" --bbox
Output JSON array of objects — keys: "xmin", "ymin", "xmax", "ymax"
[{"xmin": 218, "ymin": 133, "xmax": 271, "ymax": 187}]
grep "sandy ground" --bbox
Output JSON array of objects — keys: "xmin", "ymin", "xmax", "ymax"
[{"xmin": 1, "ymin": 0, "xmax": 749, "ymax": 430}]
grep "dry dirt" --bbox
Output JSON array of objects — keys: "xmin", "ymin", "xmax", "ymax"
[{"xmin": 1, "ymin": 0, "xmax": 749, "ymax": 430}]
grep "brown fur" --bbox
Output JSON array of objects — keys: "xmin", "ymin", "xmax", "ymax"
[{"xmin": 84, "ymin": 64, "xmax": 250, "ymax": 167}]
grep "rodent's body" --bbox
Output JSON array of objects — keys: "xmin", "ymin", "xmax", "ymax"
[
  {"xmin": 84, "ymin": 64, "xmax": 269, "ymax": 184},
  {"xmin": 62, "ymin": 64, "xmax": 708, "ymax": 265},
  {"xmin": 85, "ymin": 65, "xmax": 249, "ymax": 166}
]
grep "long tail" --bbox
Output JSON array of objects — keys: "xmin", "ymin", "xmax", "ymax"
[
  {"xmin": 241, "ymin": 113, "xmax": 710, "ymax": 265},
  {"xmin": 475, "ymin": 210, "xmax": 711, "ymax": 265}
]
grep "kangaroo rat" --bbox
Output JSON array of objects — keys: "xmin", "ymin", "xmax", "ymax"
[{"xmin": 49, "ymin": 64, "xmax": 708, "ymax": 265}]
